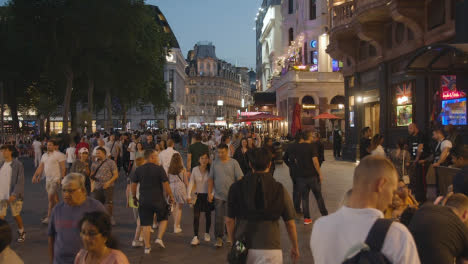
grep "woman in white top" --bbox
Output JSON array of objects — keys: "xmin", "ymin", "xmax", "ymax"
[
  {"xmin": 370, "ymin": 134, "xmax": 386, "ymax": 157},
  {"xmin": 187, "ymin": 152, "xmax": 212, "ymax": 246}
]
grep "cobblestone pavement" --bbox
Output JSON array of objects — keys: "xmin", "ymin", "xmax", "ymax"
[{"xmin": 8, "ymin": 150, "xmax": 355, "ymax": 264}]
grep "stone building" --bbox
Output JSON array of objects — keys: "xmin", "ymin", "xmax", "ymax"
[
  {"xmin": 328, "ymin": 0, "xmax": 468, "ymax": 161},
  {"xmin": 185, "ymin": 42, "xmax": 249, "ymax": 126},
  {"xmin": 267, "ymin": 0, "xmax": 345, "ymax": 136}
]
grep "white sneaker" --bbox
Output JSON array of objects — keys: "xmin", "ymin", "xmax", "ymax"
[
  {"xmin": 152, "ymin": 223, "xmax": 158, "ymax": 229},
  {"xmin": 174, "ymin": 227, "xmax": 182, "ymax": 234},
  {"xmin": 204, "ymin": 233, "xmax": 211, "ymax": 242},
  {"xmin": 150, "ymin": 228, "xmax": 155, "ymax": 233},
  {"xmin": 132, "ymin": 240, "xmax": 144, "ymax": 248},
  {"xmin": 144, "ymin": 247, "xmax": 151, "ymax": 254},
  {"xmin": 41, "ymin": 217, "xmax": 49, "ymax": 224},
  {"xmin": 154, "ymin": 238, "xmax": 165, "ymax": 249},
  {"xmin": 191, "ymin": 236, "xmax": 200, "ymax": 246}
]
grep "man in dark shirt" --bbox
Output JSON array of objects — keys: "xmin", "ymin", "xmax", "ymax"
[
  {"xmin": 143, "ymin": 134, "xmax": 156, "ymax": 150},
  {"xmin": 131, "ymin": 149, "xmax": 175, "ymax": 253},
  {"xmin": 283, "ymin": 132, "xmax": 303, "ymax": 214},
  {"xmin": 187, "ymin": 133, "xmax": 209, "ymax": 172},
  {"xmin": 295, "ymin": 131, "xmax": 328, "ymax": 225},
  {"xmin": 407, "ymin": 123, "xmax": 428, "ymax": 202},
  {"xmin": 359, "ymin": 127, "xmax": 372, "ymax": 159},
  {"xmin": 452, "ymin": 145, "xmax": 468, "ymax": 196},
  {"xmin": 226, "ymin": 148, "xmax": 299, "ymax": 263},
  {"xmin": 409, "ymin": 194, "xmax": 468, "ymax": 264}
]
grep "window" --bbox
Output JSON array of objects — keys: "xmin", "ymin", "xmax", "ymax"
[
  {"xmin": 288, "ymin": 0, "xmax": 294, "ymax": 14},
  {"xmin": 168, "ymin": 70, "xmax": 175, "ymax": 101},
  {"xmin": 310, "ymin": 0, "xmax": 316, "ymax": 20},
  {"xmin": 288, "ymin": 28, "xmax": 294, "ymax": 45}
]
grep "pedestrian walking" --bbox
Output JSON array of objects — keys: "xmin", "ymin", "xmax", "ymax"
[
  {"xmin": 66, "ymin": 142, "xmax": 76, "ymax": 171},
  {"xmin": 106, "ymin": 135, "xmax": 121, "ymax": 164},
  {"xmin": 75, "ymin": 137, "xmax": 89, "ymax": 157},
  {"xmin": 127, "ymin": 135, "xmax": 137, "ymax": 172},
  {"xmin": 187, "ymin": 133, "xmax": 209, "ymax": 173},
  {"xmin": 70, "ymin": 148, "xmax": 91, "ymax": 194},
  {"xmin": 159, "ymin": 139, "xmax": 179, "ymax": 173},
  {"xmin": 283, "ymin": 132, "xmax": 303, "ymax": 215},
  {"xmin": 311, "ymin": 156, "xmax": 420, "ymax": 264},
  {"xmin": 187, "ymin": 152, "xmax": 213, "ymax": 246},
  {"xmin": 131, "ymin": 149, "xmax": 175, "ymax": 254},
  {"xmin": 127, "ymin": 157, "xmax": 146, "ymax": 248},
  {"xmin": 92, "ymin": 139, "xmax": 111, "ymax": 160},
  {"xmin": 167, "ymin": 153, "xmax": 188, "ymax": 233},
  {"xmin": 75, "ymin": 211, "xmax": 129, "ymax": 264},
  {"xmin": 295, "ymin": 131, "xmax": 328, "ymax": 225},
  {"xmin": 0, "ymin": 219, "xmax": 23, "ymax": 264},
  {"xmin": 233, "ymin": 138, "xmax": 251, "ymax": 175},
  {"xmin": 32, "ymin": 137, "xmax": 42, "ymax": 168},
  {"xmin": 32, "ymin": 139, "xmax": 66, "ymax": 224},
  {"xmin": 207, "ymin": 143, "xmax": 244, "ymax": 248},
  {"xmin": 48, "ymin": 173, "xmax": 106, "ymax": 264},
  {"xmin": 0, "ymin": 145, "xmax": 26, "ymax": 243},
  {"xmin": 90, "ymin": 147, "xmax": 118, "ymax": 225},
  {"xmin": 333, "ymin": 126, "xmax": 342, "ymax": 159},
  {"xmin": 272, "ymin": 142, "xmax": 293, "ymax": 199},
  {"xmin": 226, "ymin": 147, "xmax": 299, "ymax": 264},
  {"xmin": 135, "ymin": 142, "xmax": 145, "ymax": 160}
]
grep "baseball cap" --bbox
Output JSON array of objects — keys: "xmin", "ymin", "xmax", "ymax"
[{"xmin": 79, "ymin": 148, "xmax": 89, "ymax": 154}]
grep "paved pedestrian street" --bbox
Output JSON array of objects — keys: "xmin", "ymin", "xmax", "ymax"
[{"xmin": 8, "ymin": 150, "xmax": 355, "ymax": 264}]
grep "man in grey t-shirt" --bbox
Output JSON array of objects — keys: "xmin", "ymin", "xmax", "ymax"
[{"xmin": 208, "ymin": 143, "xmax": 243, "ymax": 247}]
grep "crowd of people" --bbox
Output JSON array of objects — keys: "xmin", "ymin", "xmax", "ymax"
[{"xmin": 0, "ymin": 124, "xmax": 467, "ymax": 263}]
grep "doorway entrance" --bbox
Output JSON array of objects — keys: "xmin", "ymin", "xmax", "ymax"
[{"xmin": 364, "ymin": 102, "xmax": 380, "ymax": 135}]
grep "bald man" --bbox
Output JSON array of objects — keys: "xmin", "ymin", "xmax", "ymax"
[{"xmin": 311, "ymin": 156, "xmax": 420, "ymax": 264}]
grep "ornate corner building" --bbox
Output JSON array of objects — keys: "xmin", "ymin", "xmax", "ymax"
[
  {"xmin": 327, "ymin": 0, "xmax": 468, "ymax": 161},
  {"xmin": 184, "ymin": 42, "xmax": 251, "ymax": 127}
]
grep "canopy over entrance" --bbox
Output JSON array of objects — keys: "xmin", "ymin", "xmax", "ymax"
[{"xmin": 405, "ymin": 44, "xmax": 468, "ymax": 74}]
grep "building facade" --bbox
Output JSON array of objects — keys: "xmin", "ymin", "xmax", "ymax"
[
  {"xmin": 266, "ymin": 0, "xmax": 345, "ymax": 136},
  {"xmin": 327, "ymin": 0, "xmax": 468, "ymax": 161},
  {"xmin": 256, "ymin": 0, "xmax": 283, "ymax": 92},
  {"xmin": 185, "ymin": 42, "xmax": 250, "ymax": 127}
]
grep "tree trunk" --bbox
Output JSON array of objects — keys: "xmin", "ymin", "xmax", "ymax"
[
  {"xmin": 105, "ymin": 87, "xmax": 112, "ymax": 132},
  {"xmin": 70, "ymin": 101, "xmax": 77, "ymax": 134},
  {"xmin": 62, "ymin": 66, "xmax": 74, "ymax": 135},
  {"xmin": 39, "ymin": 116, "xmax": 45, "ymax": 136},
  {"xmin": 122, "ymin": 103, "xmax": 127, "ymax": 132},
  {"xmin": 87, "ymin": 77, "xmax": 94, "ymax": 134},
  {"xmin": 46, "ymin": 116, "xmax": 50, "ymax": 136}
]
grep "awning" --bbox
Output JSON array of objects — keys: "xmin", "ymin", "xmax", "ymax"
[
  {"xmin": 238, "ymin": 113, "xmax": 284, "ymax": 122},
  {"xmin": 313, "ymin": 113, "xmax": 341, "ymax": 120},
  {"xmin": 405, "ymin": 44, "xmax": 468, "ymax": 74}
]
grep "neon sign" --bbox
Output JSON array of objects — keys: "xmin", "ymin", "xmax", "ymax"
[{"xmin": 442, "ymin": 91, "xmax": 466, "ymax": 100}]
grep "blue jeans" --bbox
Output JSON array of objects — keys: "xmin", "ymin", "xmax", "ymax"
[
  {"xmin": 214, "ymin": 199, "xmax": 228, "ymax": 239},
  {"xmin": 297, "ymin": 177, "xmax": 328, "ymax": 219}
]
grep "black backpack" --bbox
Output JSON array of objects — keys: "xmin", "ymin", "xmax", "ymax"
[{"xmin": 342, "ymin": 219, "xmax": 393, "ymax": 264}]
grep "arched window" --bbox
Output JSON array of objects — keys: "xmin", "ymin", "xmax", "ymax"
[
  {"xmin": 302, "ymin": 95, "xmax": 315, "ymax": 105},
  {"xmin": 310, "ymin": 0, "xmax": 316, "ymax": 20},
  {"xmin": 288, "ymin": 0, "xmax": 294, "ymax": 14},
  {"xmin": 289, "ymin": 28, "xmax": 294, "ymax": 45}
]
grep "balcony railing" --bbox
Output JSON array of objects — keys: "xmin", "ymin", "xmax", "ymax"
[{"xmin": 331, "ymin": 1, "xmax": 355, "ymax": 28}]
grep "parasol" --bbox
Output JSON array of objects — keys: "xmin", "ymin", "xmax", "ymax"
[{"xmin": 291, "ymin": 103, "xmax": 302, "ymax": 136}]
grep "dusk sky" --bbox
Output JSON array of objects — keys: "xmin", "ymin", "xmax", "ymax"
[{"xmin": 0, "ymin": 0, "xmax": 262, "ymax": 69}]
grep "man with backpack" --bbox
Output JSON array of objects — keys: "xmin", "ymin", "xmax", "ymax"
[
  {"xmin": 226, "ymin": 148, "xmax": 299, "ymax": 263},
  {"xmin": 310, "ymin": 155, "xmax": 420, "ymax": 264}
]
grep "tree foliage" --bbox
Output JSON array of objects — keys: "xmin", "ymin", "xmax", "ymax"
[{"xmin": 0, "ymin": 0, "xmax": 170, "ymax": 134}]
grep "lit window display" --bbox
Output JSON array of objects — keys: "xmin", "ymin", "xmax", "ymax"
[
  {"xmin": 394, "ymin": 81, "xmax": 413, "ymax": 127},
  {"xmin": 439, "ymin": 75, "xmax": 467, "ymax": 125}
]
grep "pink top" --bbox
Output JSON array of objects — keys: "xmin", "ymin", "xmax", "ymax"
[{"xmin": 74, "ymin": 249, "xmax": 129, "ymax": 264}]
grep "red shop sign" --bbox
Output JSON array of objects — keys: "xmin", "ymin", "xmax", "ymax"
[{"xmin": 442, "ymin": 90, "xmax": 466, "ymax": 99}]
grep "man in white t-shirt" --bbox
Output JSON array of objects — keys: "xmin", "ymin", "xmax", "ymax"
[
  {"xmin": 310, "ymin": 156, "xmax": 420, "ymax": 264},
  {"xmin": 158, "ymin": 139, "xmax": 179, "ymax": 173},
  {"xmin": 32, "ymin": 138, "xmax": 42, "ymax": 167},
  {"xmin": 32, "ymin": 140, "xmax": 66, "ymax": 224}
]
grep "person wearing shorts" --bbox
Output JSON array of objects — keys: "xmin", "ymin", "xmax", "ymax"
[
  {"xmin": 90, "ymin": 147, "xmax": 118, "ymax": 223},
  {"xmin": 0, "ymin": 145, "xmax": 25, "ymax": 243},
  {"xmin": 131, "ymin": 149, "xmax": 175, "ymax": 254},
  {"xmin": 32, "ymin": 140, "xmax": 66, "ymax": 224}
]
